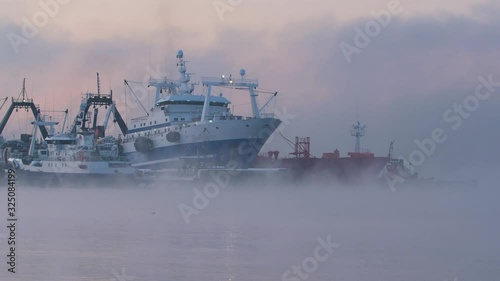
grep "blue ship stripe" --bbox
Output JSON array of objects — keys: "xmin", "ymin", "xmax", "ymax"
[{"xmin": 125, "ymin": 138, "xmax": 266, "ymax": 168}]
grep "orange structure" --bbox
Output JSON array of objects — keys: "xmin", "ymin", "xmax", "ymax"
[
  {"xmin": 322, "ymin": 149, "xmax": 340, "ymax": 159},
  {"xmin": 289, "ymin": 137, "xmax": 310, "ymax": 158}
]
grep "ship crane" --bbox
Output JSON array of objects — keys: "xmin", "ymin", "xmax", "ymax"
[
  {"xmin": 258, "ymin": 91, "xmax": 278, "ymax": 115},
  {"xmin": 124, "ymin": 80, "xmax": 150, "ymax": 117},
  {"xmin": 0, "ymin": 79, "xmax": 49, "ymax": 139},
  {"xmin": 70, "ymin": 73, "xmax": 128, "ymax": 136},
  {"xmin": 0, "ymin": 97, "xmax": 8, "ymax": 111}
]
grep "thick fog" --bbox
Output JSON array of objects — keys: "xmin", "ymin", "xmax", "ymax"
[{"xmin": 0, "ymin": 175, "xmax": 499, "ymax": 281}]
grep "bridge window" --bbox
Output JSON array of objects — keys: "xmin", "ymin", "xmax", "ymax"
[{"xmin": 156, "ymin": 100, "xmax": 229, "ymax": 106}]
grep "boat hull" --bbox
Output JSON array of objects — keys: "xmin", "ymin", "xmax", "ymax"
[
  {"xmin": 9, "ymin": 170, "xmax": 141, "ymax": 187},
  {"xmin": 123, "ymin": 118, "xmax": 282, "ymax": 169},
  {"xmin": 7, "ymin": 158, "xmax": 142, "ymax": 187},
  {"xmin": 252, "ymin": 156, "xmax": 390, "ymax": 184}
]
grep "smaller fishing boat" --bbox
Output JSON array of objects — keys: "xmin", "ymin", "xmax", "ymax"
[
  {"xmin": 8, "ymin": 115, "xmax": 148, "ymax": 187},
  {"xmin": 6, "ymin": 74, "xmax": 155, "ymax": 186}
]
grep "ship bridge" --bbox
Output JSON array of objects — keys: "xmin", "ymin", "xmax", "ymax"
[{"xmin": 155, "ymin": 94, "xmax": 230, "ymax": 107}]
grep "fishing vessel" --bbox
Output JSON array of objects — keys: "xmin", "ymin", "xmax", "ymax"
[
  {"xmin": 121, "ymin": 50, "xmax": 282, "ymax": 169},
  {"xmin": 7, "ymin": 83, "xmax": 145, "ymax": 186},
  {"xmin": 9, "ymin": 131, "xmax": 138, "ymax": 186}
]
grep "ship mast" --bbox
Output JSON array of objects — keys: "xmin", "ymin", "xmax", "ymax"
[
  {"xmin": 388, "ymin": 140, "xmax": 394, "ymax": 159},
  {"xmin": 21, "ymin": 78, "xmax": 27, "ymax": 101},
  {"xmin": 96, "ymin": 72, "xmax": 101, "ymax": 95},
  {"xmin": 176, "ymin": 50, "xmax": 194, "ymax": 95},
  {"xmin": 351, "ymin": 121, "xmax": 366, "ymax": 153},
  {"xmin": 148, "ymin": 50, "xmax": 193, "ymax": 109}
]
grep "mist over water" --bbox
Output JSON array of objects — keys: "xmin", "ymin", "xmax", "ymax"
[{"xmin": 0, "ymin": 174, "xmax": 499, "ymax": 281}]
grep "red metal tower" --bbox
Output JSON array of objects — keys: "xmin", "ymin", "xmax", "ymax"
[{"xmin": 289, "ymin": 137, "xmax": 310, "ymax": 158}]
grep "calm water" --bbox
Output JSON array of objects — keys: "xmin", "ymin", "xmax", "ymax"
[{"xmin": 0, "ymin": 180, "xmax": 498, "ymax": 281}]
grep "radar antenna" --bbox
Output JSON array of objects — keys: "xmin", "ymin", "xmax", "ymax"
[{"xmin": 351, "ymin": 121, "xmax": 366, "ymax": 153}]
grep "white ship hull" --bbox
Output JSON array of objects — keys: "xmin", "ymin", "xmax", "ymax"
[
  {"xmin": 9, "ymin": 158, "xmax": 139, "ymax": 186},
  {"xmin": 123, "ymin": 117, "xmax": 281, "ymax": 169}
]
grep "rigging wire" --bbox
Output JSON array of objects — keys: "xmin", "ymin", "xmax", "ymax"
[
  {"xmin": 124, "ymin": 82, "xmax": 128, "ymax": 123},
  {"xmin": 16, "ymin": 111, "xmax": 21, "ymax": 137},
  {"xmin": 272, "ymin": 94, "xmax": 277, "ymax": 114},
  {"xmin": 275, "ymin": 127, "xmax": 295, "ymax": 150}
]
